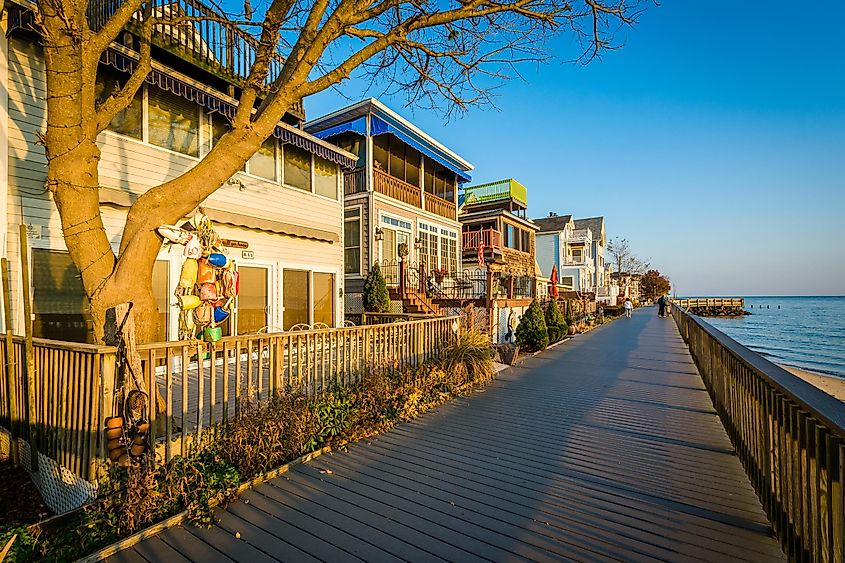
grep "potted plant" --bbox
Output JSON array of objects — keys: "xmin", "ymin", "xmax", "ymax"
[{"xmin": 432, "ymin": 267, "xmax": 447, "ymax": 284}]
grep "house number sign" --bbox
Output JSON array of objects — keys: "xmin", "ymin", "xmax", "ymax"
[{"xmin": 242, "ymin": 251, "xmax": 255, "ymax": 260}]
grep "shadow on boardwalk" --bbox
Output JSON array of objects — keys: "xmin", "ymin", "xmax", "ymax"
[{"xmin": 109, "ymin": 308, "xmax": 785, "ymax": 562}]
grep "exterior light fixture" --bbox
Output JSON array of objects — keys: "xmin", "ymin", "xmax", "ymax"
[{"xmin": 375, "ymin": 227, "xmax": 384, "ymax": 242}]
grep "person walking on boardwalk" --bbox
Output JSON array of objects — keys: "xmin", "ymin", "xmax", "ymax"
[
  {"xmin": 623, "ymin": 297, "xmax": 633, "ymax": 319},
  {"xmin": 657, "ymin": 295, "xmax": 666, "ymax": 317}
]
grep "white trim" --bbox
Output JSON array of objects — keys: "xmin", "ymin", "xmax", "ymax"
[{"xmin": 372, "ymin": 192, "xmax": 460, "ymax": 228}]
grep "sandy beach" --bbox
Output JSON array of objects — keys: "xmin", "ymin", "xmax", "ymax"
[{"xmin": 780, "ymin": 364, "xmax": 845, "ymax": 403}]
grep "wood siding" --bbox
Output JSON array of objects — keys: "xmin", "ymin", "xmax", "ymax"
[{"xmin": 5, "ymin": 37, "xmax": 344, "ymax": 333}]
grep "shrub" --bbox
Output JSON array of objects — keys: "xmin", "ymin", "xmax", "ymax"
[
  {"xmin": 515, "ymin": 300, "xmax": 549, "ymax": 352},
  {"xmin": 442, "ymin": 331, "xmax": 494, "ymax": 387},
  {"xmin": 363, "ymin": 264, "xmax": 390, "ymax": 313},
  {"xmin": 544, "ymin": 300, "xmax": 567, "ymax": 343},
  {"xmin": 564, "ymin": 300, "xmax": 574, "ymax": 326}
]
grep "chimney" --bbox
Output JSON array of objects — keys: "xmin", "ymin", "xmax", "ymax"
[{"xmin": 549, "ymin": 212, "xmax": 557, "ymax": 217}]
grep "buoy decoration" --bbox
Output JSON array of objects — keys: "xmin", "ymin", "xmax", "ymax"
[{"xmin": 160, "ymin": 212, "xmax": 239, "ymax": 341}]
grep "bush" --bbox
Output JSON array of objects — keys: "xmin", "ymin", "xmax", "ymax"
[
  {"xmin": 544, "ymin": 300, "xmax": 567, "ymax": 343},
  {"xmin": 515, "ymin": 300, "xmax": 549, "ymax": 352},
  {"xmin": 442, "ymin": 331, "xmax": 494, "ymax": 387},
  {"xmin": 363, "ymin": 264, "xmax": 390, "ymax": 313},
  {"xmin": 564, "ymin": 300, "xmax": 574, "ymax": 326}
]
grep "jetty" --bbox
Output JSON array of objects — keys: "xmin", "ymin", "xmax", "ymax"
[
  {"xmin": 104, "ymin": 306, "xmax": 844, "ymax": 562},
  {"xmin": 673, "ymin": 297, "xmax": 748, "ymax": 316}
]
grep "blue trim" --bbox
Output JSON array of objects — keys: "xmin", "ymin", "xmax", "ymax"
[{"xmin": 369, "ymin": 115, "xmax": 471, "ymax": 183}]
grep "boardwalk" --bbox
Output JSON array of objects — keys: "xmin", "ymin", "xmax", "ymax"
[{"xmin": 108, "ymin": 309, "xmax": 785, "ymax": 562}]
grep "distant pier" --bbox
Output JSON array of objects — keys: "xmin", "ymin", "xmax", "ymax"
[{"xmin": 673, "ymin": 297, "xmax": 748, "ymax": 316}]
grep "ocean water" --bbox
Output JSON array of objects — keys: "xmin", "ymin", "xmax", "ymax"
[{"xmin": 697, "ymin": 296, "xmax": 845, "ymax": 379}]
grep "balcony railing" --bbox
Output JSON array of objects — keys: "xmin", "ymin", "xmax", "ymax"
[
  {"xmin": 424, "ymin": 193, "xmax": 457, "ymax": 221},
  {"xmin": 87, "ymin": 0, "xmax": 304, "ymax": 119},
  {"xmin": 563, "ymin": 256, "xmax": 590, "ymax": 266},
  {"xmin": 372, "ymin": 169, "xmax": 456, "ymax": 221},
  {"xmin": 462, "ymin": 228, "xmax": 502, "ymax": 251},
  {"xmin": 568, "ymin": 229, "xmax": 592, "ymax": 242},
  {"xmin": 344, "ymin": 168, "xmax": 366, "ymax": 195},
  {"xmin": 462, "ymin": 179, "xmax": 527, "ymax": 207}
]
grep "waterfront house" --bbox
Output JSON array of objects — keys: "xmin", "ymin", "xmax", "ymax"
[
  {"xmin": 574, "ymin": 216, "xmax": 607, "ymax": 290},
  {"xmin": 534, "ymin": 213, "xmax": 596, "ymax": 294},
  {"xmin": 459, "ymin": 179, "xmax": 540, "ymax": 342},
  {"xmin": 2, "ymin": 0, "xmax": 356, "ymax": 342},
  {"xmin": 304, "ymin": 99, "xmax": 473, "ymax": 317},
  {"xmin": 611, "ymin": 272, "xmax": 643, "ymax": 303}
]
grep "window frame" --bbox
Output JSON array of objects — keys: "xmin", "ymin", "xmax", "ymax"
[{"xmin": 344, "ymin": 207, "xmax": 363, "ymax": 277}]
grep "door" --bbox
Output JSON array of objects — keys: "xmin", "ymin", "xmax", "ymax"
[
  {"xmin": 381, "ymin": 228, "xmax": 409, "ymax": 286},
  {"xmin": 237, "ymin": 265, "xmax": 270, "ymax": 334},
  {"xmin": 283, "ymin": 269, "xmax": 310, "ymax": 330}
]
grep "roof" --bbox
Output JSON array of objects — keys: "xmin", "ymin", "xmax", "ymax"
[
  {"xmin": 532, "ymin": 214, "xmax": 573, "ymax": 233},
  {"xmin": 303, "ymin": 98, "xmax": 473, "ymax": 178},
  {"xmin": 574, "ymin": 217, "xmax": 606, "ymax": 243}
]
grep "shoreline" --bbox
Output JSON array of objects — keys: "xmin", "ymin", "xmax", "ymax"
[{"xmin": 779, "ymin": 363, "xmax": 845, "ymax": 403}]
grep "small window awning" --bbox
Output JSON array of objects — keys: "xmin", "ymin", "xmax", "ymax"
[{"xmin": 98, "ymin": 188, "xmax": 338, "ymax": 243}]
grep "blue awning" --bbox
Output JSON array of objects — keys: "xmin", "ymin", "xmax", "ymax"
[
  {"xmin": 369, "ymin": 115, "xmax": 471, "ymax": 183},
  {"xmin": 309, "ymin": 116, "xmax": 368, "ymax": 140},
  {"xmin": 99, "ymin": 49, "xmax": 357, "ymax": 170}
]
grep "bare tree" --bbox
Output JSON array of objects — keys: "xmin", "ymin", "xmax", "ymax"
[
  {"xmin": 607, "ymin": 237, "xmax": 649, "ymax": 275},
  {"xmin": 33, "ymin": 0, "xmax": 651, "ymax": 342}
]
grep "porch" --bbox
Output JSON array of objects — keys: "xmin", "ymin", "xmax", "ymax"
[{"xmin": 343, "ymin": 168, "xmax": 457, "ymax": 221}]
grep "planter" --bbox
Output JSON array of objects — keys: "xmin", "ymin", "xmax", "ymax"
[{"xmin": 498, "ymin": 344, "xmax": 520, "ymax": 365}]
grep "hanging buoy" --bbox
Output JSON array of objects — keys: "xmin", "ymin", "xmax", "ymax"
[
  {"xmin": 177, "ymin": 294, "xmax": 201, "ymax": 310},
  {"xmin": 184, "ymin": 234, "xmax": 203, "ymax": 259},
  {"xmin": 207, "ymin": 253, "xmax": 228, "ymax": 268},
  {"xmin": 199, "ymin": 282, "xmax": 218, "ymax": 301},
  {"xmin": 157, "ymin": 225, "xmax": 192, "ymax": 245},
  {"xmin": 179, "ymin": 258, "xmax": 198, "ymax": 288},
  {"xmin": 213, "ymin": 306, "xmax": 230, "ymax": 323},
  {"xmin": 197, "ymin": 259, "xmax": 215, "ymax": 284}
]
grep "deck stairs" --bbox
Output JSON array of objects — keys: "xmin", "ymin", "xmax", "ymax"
[{"xmin": 389, "ymin": 287, "xmax": 441, "ymax": 315}]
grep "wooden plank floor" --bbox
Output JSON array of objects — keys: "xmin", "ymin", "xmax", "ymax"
[{"xmin": 108, "ymin": 309, "xmax": 785, "ymax": 562}]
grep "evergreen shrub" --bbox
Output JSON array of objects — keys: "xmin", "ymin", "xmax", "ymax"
[
  {"xmin": 545, "ymin": 299, "xmax": 567, "ymax": 343},
  {"xmin": 363, "ymin": 263, "xmax": 390, "ymax": 313},
  {"xmin": 515, "ymin": 300, "xmax": 549, "ymax": 352}
]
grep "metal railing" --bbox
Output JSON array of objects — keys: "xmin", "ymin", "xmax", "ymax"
[
  {"xmin": 672, "ymin": 305, "xmax": 844, "ymax": 561},
  {"xmin": 86, "ymin": 0, "xmax": 304, "ymax": 117},
  {"xmin": 462, "ymin": 179, "xmax": 528, "ymax": 207}
]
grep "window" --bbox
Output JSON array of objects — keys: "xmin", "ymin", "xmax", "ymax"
[
  {"xmin": 344, "ymin": 210, "xmax": 361, "ymax": 275},
  {"xmin": 208, "ymin": 112, "xmax": 230, "ymax": 149},
  {"xmin": 314, "ymin": 155, "xmax": 337, "ymax": 199},
  {"xmin": 506, "ymin": 224, "xmax": 516, "ymax": 249},
  {"xmin": 283, "ymin": 144, "xmax": 312, "ymax": 191},
  {"xmin": 373, "ymin": 135, "xmax": 390, "ymax": 172},
  {"xmin": 147, "ymin": 86, "xmax": 199, "ymax": 156},
  {"xmin": 382, "ymin": 215, "xmax": 412, "ymax": 230},
  {"xmin": 330, "ymin": 132, "xmax": 364, "ymax": 167},
  {"xmin": 283, "ymin": 269, "xmax": 310, "ymax": 330},
  {"xmin": 561, "ymin": 276, "xmax": 574, "ymax": 289},
  {"xmin": 95, "ymin": 70, "xmax": 142, "ymax": 140},
  {"xmin": 572, "ymin": 248, "xmax": 583, "ymax": 260},
  {"xmin": 313, "ymin": 273, "xmax": 334, "ymax": 326},
  {"xmin": 420, "ymin": 231, "xmax": 437, "ymax": 269},
  {"xmin": 405, "ymin": 148, "xmax": 421, "ymax": 187},
  {"xmin": 443, "ymin": 237, "xmax": 457, "ymax": 273},
  {"xmin": 32, "ymin": 250, "xmax": 92, "ymax": 343},
  {"xmin": 248, "ymin": 137, "xmax": 277, "ymax": 181}
]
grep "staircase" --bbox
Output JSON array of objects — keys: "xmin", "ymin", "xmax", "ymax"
[{"xmin": 389, "ymin": 287, "xmax": 441, "ymax": 315}]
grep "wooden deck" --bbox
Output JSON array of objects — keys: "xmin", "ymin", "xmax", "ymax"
[{"xmin": 107, "ymin": 309, "xmax": 785, "ymax": 562}]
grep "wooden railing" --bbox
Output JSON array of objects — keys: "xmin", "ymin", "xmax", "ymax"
[
  {"xmin": 344, "ymin": 168, "xmax": 366, "ymax": 195},
  {"xmin": 424, "ymin": 193, "xmax": 457, "ymax": 221},
  {"xmin": 0, "ymin": 337, "xmax": 115, "ymax": 481},
  {"xmin": 674, "ymin": 297, "xmax": 745, "ymax": 309},
  {"xmin": 85, "ymin": 0, "xmax": 304, "ymax": 118},
  {"xmin": 373, "ymin": 169, "xmax": 422, "ymax": 208},
  {"xmin": 1, "ymin": 318, "xmax": 457, "ymax": 481},
  {"xmin": 672, "ymin": 305, "xmax": 844, "ymax": 561},
  {"xmin": 463, "ymin": 228, "xmax": 502, "ymax": 251}
]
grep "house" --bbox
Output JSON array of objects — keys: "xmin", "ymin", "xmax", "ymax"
[
  {"xmin": 459, "ymin": 179, "xmax": 540, "ymax": 342},
  {"xmin": 304, "ymin": 99, "xmax": 473, "ymax": 317},
  {"xmin": 534, "ymin": 213, "xmax": 596, "ymax": 294},
  {"xmin": 574, "ymin": 216, "xmax": 607, "ymax": 291},
  {"xmin": 2, "ymin": 0, "xmax": 356, "ymax": 342},
  {"xmin": 611, "ymin": 272, "xmax": 643, "ymax": 303}
]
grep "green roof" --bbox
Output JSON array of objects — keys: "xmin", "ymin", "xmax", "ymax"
[{"xmin": 462, "ymin": 179, "xmax": 527, "ymax": 207}]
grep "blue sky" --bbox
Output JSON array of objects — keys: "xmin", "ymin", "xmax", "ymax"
[{"xmin": 304, "ymin": 1, "xmax": 845, "ymax": 296}]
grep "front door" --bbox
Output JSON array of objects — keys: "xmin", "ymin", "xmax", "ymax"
[
  {"xmin": 381, "ymin": 228, "xmax": 409, "ymax": 286},
  {"xmin": 237, "ymin": 265, "xmax": 270, "ymax": 334}
]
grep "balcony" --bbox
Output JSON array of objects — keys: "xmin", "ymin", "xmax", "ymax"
[
  {"xmin": 563, "ymin": 256, "xmax": 591, "ymax": 266},
  {"xmin": 373, "ymin": 169, "xmax": 456, "ymax": 221},
  {"xmin": 462, "ymin": 179, "xmax": 527, "ymax": 208},
  {"xmin": 462, "ymin": 228, "xmax": 502, "ymax": 251},
  {"xmin": 567, "ymin": 229, "xmax": 592, "ymax": 243},
  {"xmin": 87, "ymin": 0, "xmax": 305, "ymax": 120},
  {"xmin": 344, "ymin": 168, "xmax": 366, "ymax": 196}
]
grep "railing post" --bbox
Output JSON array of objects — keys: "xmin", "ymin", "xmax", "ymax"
[{"xmin": 97, "ymin": 349, "xmax": 117, "ymax": 479}]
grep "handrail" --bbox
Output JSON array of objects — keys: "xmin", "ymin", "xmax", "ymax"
[{"xmin": 672, "ymin": 305, "xmax": 844, "ymax": 560}]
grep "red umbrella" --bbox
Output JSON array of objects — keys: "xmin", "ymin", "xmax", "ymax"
[
  {"xmin": 549, "ymin": 265, "xmax": 559, "ymax": 297},
  {"xmin": 477, "ymin": 243, "xmax": 485, "ymax": 268}
]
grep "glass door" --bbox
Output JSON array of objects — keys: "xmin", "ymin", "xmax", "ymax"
[
  {"xmin": 283, "ymin": 269, "xmax": 310, "ymax": 330},
  {"xmin": 381, "ymin": 229, "xmax": 409, "ymax": 286},
  {"xmin": 237, "ymin": 265, "xmax": 269, "ymax": 334}
]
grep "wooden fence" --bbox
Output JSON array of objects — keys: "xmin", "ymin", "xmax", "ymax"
[
  {"xmin": 672, "ymin": 305, "xmax": 844, "ymax": 561},
  {"xmin": 1, "ymin": 317, "xmax": 457, "ymax": 482}
]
